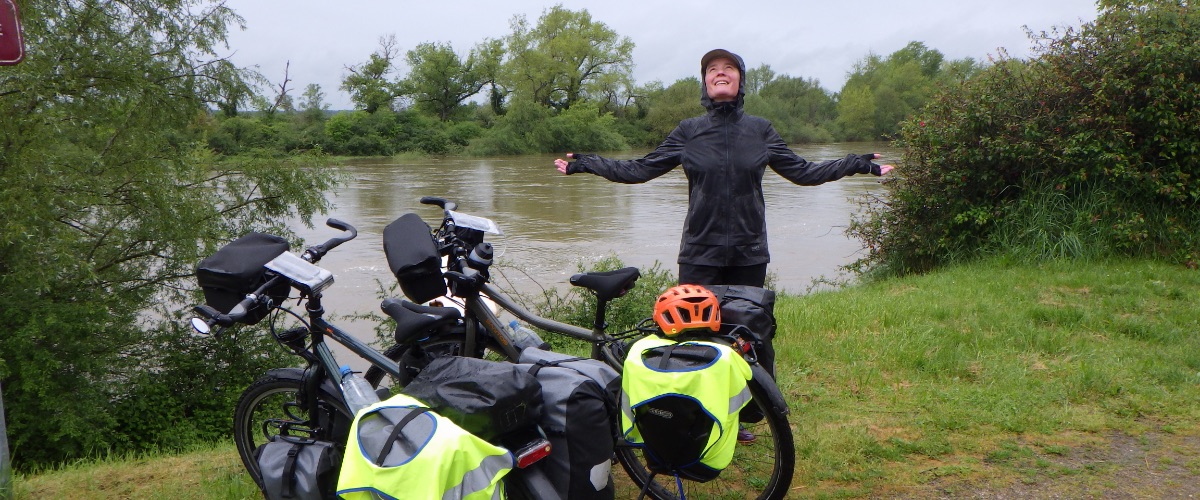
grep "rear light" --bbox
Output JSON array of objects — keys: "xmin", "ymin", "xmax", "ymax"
[{"xmin": 514, "ymin": 438, "xmax": 552, "ymax": 468}]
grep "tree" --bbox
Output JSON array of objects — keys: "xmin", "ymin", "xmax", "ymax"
[
  {"xmin": 503, "ymin": 5, "xmax": 635, "ymax": 110},
  {"xmin": 849, "ymin": 1, "xmax": 1200, "ymax": 275},
  {"xmin": 298, "ymin": 83, "xmax": 330, "ymax": 126},
  {"xmin": 0, "ymin": 0, "xmax": 337, "ymax": 468},
  {"xmin": 206, "ymin": 59, "xmax": 261, "ymax": 117},
  {"xmin": 836, "ymin": 42, "xmax": 969, "ymax": 141},
  {"xmin": 642, "ymin": 77, "xmax": 703, "ymax": 139},
  {"xmin": 400, "ymin": 42, "xmax": 487, "ymax": 121},
  {"xmin": 472, "ymin": 38, "xmax": 509, "ymax": 116},
  {"xmin": 256, "ymin": 61, "xmax": 296, "ymax": 119},
  {"xmin": 342, "ymin": 35, "xmax": 402, "ymax": 113},
  {"xmin": 745, "ymin": 63, "xmax": 777, "ymax": 95},
  {"xmin": 746, "ymin": 75, "xmax": 837, "ymax": 143}
]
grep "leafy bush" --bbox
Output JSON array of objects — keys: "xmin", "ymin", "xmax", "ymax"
[
  {"xmin": 528, "ymin": 102, "xmax": 629, "ymax": 153},
  {"xmin": 208, "ymin": 116, "xmax": 269, "ymax": 155},
  {"xmin": 446, "ymin": 121, "xmax": 484, "ymax": 147},
  {"xmin": 469, "ymin": 101, "xmax": 629, "ymax": 155},
  {"xmin": 850, "ymin": 1, "xmax": 1200, "ymax": 275},
  {"xmin": 465, "ymin": 100, "xmax": 547, "ymax": 155},
  {"xmin": 324, "ymin": 111, "xmax": 392, "ymax": 156}
]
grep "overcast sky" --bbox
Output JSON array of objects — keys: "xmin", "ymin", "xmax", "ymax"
[{"xmin": 221, "ymin": 1, "xmax": 1100, "ymax": 110}]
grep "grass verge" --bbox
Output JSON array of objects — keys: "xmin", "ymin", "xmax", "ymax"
[{"xmin": 11, "ymin": 257, "xmax": 1200, "ymax": 498}]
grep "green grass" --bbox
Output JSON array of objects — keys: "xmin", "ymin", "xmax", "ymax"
[
  {"xmin": 11, "ymin": 257, "xmax": 1200, "ymax": 498},
  {"xmin": 10, "ymin": 442, "xmax": 257, "ymax": 499},
  {"xmin": 777, "ymin": 257, "xmax": 1200, "ymax": 496}
]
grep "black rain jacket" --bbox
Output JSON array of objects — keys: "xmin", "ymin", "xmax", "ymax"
[{"xmin": 568, "ymin": 50, "xmax": 880, "ymax": 267}]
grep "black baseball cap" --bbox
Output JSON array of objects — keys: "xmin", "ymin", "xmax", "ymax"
[{"xmin": 700, "ymin": 48, "xmax": 739, "ymax": 73}]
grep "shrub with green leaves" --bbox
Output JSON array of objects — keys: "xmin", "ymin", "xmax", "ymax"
[{"xmin": 851, "ymin": 1, "xmax": 1200, "ymax": 275}]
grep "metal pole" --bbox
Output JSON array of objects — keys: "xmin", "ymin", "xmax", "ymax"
[{"xmin": 0, "ymin": 382, "xmax": 10, "ymax": 500}]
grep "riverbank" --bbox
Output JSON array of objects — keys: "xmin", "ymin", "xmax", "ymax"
[{"xmin": 12, "ymin": 257, "xmax": 1200, "ymax": 498}]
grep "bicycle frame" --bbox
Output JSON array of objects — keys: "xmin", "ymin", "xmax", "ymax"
[
  {"xmin": 304, "ymin": 297, "xmax": 404, "ymax": 388},
  {"xmin": 474, "ymin": 283, "xmax": 619, "ymax": 363}
]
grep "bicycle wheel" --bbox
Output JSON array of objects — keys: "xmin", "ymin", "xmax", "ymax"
[
  {"xmin": 614, "ymin": 371, "xmax": 795, "ymax": 500},
  {"xmin": 233, "ymin": 368, "xmax": 352, "ymax": 489}
]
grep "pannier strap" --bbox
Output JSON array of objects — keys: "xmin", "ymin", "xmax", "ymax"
[
  {"xmin": 524, "ymin": 357, "xmax": 587, "ymax": 378},
  {"xmin": 650, "ymin": 344, "xmax": 716, "ymax": 370},
  {"xmin": 658, "ymin": 344, "xmax": 681, "ymax": 370},
  {"xmin": 376, "ymin": 407, "xmax": 432, "ymax": 467},
  {"xmin": 283, "ymin": 442, "xmax": 303, "ymax": 498}
]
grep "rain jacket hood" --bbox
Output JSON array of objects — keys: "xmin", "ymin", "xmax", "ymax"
[{"xmin": 699, "ymin": 49, "xmax": 747, "ymax": 111}]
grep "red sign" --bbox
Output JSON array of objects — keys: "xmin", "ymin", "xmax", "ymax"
[{"xmin": 0, "ymin": 0, "xmax": 24, "ymax": 65}]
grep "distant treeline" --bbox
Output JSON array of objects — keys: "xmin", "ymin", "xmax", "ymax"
[{"xmin": 206, "ymin": 5, "xmax": 983, "ymax": 157}]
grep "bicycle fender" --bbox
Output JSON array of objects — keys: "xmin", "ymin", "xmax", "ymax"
[
  {"xmin": 750, "ymin": 364, "xmax": 790, "ymax": 416},
  {"xmin": 263, "ymin": 367, "xmax": 343, "ymax": 406}
]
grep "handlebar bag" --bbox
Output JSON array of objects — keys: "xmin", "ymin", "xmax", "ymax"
[
  {"xmin": 337, "ymin": 394, "xmax": 513, "ymax": 500},
  {"xmin": 383, "ymin": 213, "xmax": 447, "ymax": 303},
  {"xmin": 401, "ymin": 356, "xmax": 543, "ymax": 442},
  {"xmin": 253, "ymin": 434, "xmax": 337, "ymax": 500},
  {"xmin": 196, "ymin": 232, "xmax": 290, "ymax": 325},
  {"xmin": 620, "ymin": 335, "xmax": 752, "ymax": 482},
  {"xmin": 512, "ymin": 348, "xmax": 620, "ymax": 500}
]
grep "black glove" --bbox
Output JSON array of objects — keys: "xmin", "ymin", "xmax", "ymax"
[
  {"xmin": 857, "ymin": 153, "xmax": 882, "ymax": 176},
  {"xmin": 564, "ymin": 154, "xmax": 589, "ymax": 175}
]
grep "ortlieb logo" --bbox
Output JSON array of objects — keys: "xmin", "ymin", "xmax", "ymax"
[{"xmin": 646, "ymin": 407, "xmax": 673, "ymax": 419}]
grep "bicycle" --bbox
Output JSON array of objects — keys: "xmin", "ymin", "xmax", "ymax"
[
  {"xmin": 189, "ymin": 217, "xmax": 639, "ymax": 496},
  {"xmin": 360, "ymin": 197, "xmax": 796, "ymax": 500}
]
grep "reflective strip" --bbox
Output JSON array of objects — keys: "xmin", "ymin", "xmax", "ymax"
[
  {"xmin": 620, "ymin": 391, "xmax": 634, "ymax": 427},
  {"xmin": 728, "ymin": 384, "xmax": 752, "ymax": 415},
  {"xmin": 441, "ymin": 452, "xmax": 513, "ymax": 500},
  {"xmin": 590, "ymin": 459, "xmax": 612, "ymax": 490}
]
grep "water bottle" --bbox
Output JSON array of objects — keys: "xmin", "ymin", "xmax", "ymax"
[
  {"xmin": 507, "ymin": 320, "xmax": 549, "ymax": 352},
  {"xmin": 339, "ymin": 365, "xmax": 380, "ymax": 416}
]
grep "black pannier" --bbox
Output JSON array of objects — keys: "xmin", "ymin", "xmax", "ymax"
[
  {"xmin": 196, "ymin": 232, "xmax": 290, "ymax": 325},
  {"xmin": 400, "ymin": 356, "xmax": 543, "ymax": 442},
  {"xmin": 708, "ymin": 285, "xmax": 776, "ymax": 423},
  {"xmin": 253, "ymin": 434, "xmax": 338, "ymax": 500},
  {"xmin": 383, "ymin": 213, "xmax": 446, "ymax": 303},
  {"xmin": 512, "ymin": 348, "xmax": 620, "ymax": 500},
  {"xmin": 707, "ymin": 285, "xmax": 777, "ymax": 378}
]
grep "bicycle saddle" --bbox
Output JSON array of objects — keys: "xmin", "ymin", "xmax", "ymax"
[
  {"xmin": 381, "ymin": 298, "xmax": 462, "ymax": 344},
  {"xmin": 569, "ymin": 267, "xmax": 641, "ymax": 303}
]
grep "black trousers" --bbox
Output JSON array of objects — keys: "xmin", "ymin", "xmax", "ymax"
[{"xmin": 677, "ymin": 263, "xmax": 768, "ymax": 288}]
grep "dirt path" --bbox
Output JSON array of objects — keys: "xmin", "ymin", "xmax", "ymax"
[{"xmin": 917, "ymin": 430, "xmax": 1200, "ymax": 499}]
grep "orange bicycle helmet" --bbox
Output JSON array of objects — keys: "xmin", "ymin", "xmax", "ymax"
[{"xmin": 654, "ymin": 285, "xmax": 721, "ymax": 336}]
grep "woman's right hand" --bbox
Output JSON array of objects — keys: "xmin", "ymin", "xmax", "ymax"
[{"xmin": 554, "ymin": 153, "xmax": 575, "ymax": 174}]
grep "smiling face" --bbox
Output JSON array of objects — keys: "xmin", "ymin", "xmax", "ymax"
[{"xmin": 704, "ymin": 56, "xmax": 740, "ymax": 102}]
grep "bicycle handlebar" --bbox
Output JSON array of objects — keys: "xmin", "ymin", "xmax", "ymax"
[
  {"xmin": 191, "ymin": 218, "xmax": 358, "ymax": 334},
  {"xmin": 420, "ymin": 196, "xmax": 457, "ymax": 212},
  {"xmin": 303, "ymin": 218, "xmax": 357, "ymax": 263},
  {"xmin": 192, "ymin": 273, "xmax": 289, "ymax": 332}
]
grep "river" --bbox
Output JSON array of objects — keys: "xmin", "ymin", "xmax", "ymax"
[{"xmin": 291, "ymin": 142, "xmax": 897, "ymax": 347}]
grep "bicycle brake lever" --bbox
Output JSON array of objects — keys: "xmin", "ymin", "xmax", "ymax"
[{"xmin": 444, "ymin": 270, "xmax": 483, "ymax": 290}]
